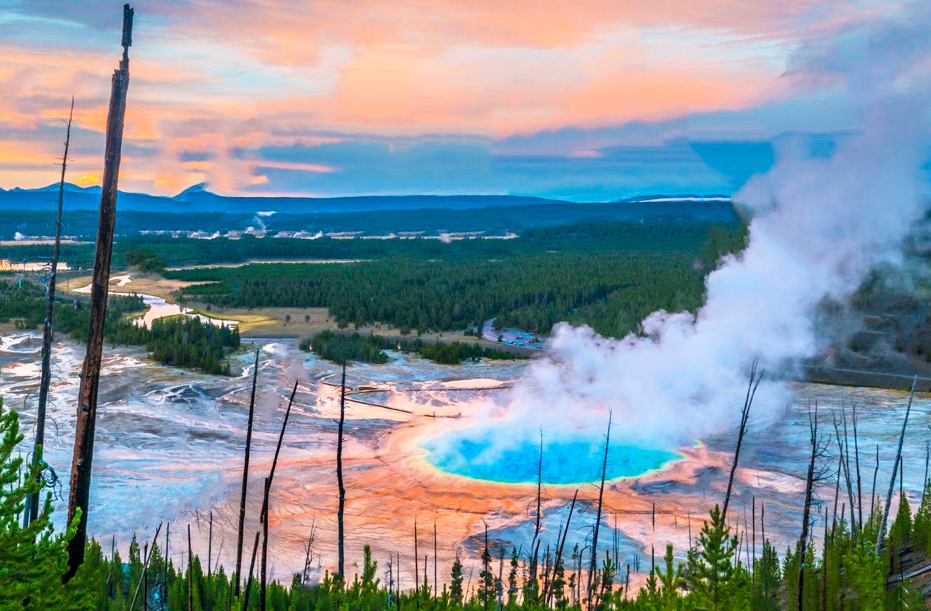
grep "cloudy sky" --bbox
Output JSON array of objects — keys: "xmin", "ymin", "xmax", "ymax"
[{"xmin": 0, "ymin": 0, "xmax": 900, "ymax": 200}]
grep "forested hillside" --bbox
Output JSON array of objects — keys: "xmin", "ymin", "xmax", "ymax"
[{"xmin": 168, "ymin": 222, "xmax": 748, "ymax": 338}]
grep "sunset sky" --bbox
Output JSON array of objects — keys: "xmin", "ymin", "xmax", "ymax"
[{"xmin": 0, "ymin": 0, "xmax": 901, "ymax": 200}]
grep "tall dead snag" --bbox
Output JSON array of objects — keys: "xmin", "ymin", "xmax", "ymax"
[
  {"xmin": 242, "ymin": 531, "xmax": 261, "ymax": 608},
  {"xmin": 545, "ymin": 488, "xmax": 578, "ymax": 606},
  {"xmin": 532, "ymin": 429, "xmax": 544, "ymax": 551},
  {"xmin": 833, "ymin": 412, "xmax": 857, "ymax": 544},
  {"xmin": 796, "ymin": 404, "xmax": 829, "ymax": 611},
  {"xmin": 872, "ymin": 444, "xmax": 879, "ymax": 513},
  {"xmin": 187, "ymin": 524, "xmax": 194, "ymax": 611},
  {"xmin": 208, "ymin": 511, "xmax": 213, "ymax": 576},
  {"xmin": 586, "ymin": 411, "xmax": 612, "ymax": 608},
  {"xmin": 260, "ymin": 380, "xmax": 299, "ymax": 611},
  {"xmin": 65, "ymin": 4, "xmax": 133, "ymax": 580},
  {"xmin": 234, "ymin": 348, "xmax": 261, "ymax": 597},
  {"xmin": 128, "ymin": 523, "xmax": 162, "ymax": 611},
  {"xmin": 877, "ymin": 376, "xmax": 918, "ymax": 552},
  {"xmin": 337, "ymin": 361, "xmax": 347, "ymax": 581},
  {"xmin": 723, "ymin": 355, "xmax": 763, "ymax": 520},
  {"xmin": 852, "ymin": 405, "xmax": 863, "ymax": 529},
  {"xmin": 26, "ymin": 97, "xmax": 74, "ymax": 527}
]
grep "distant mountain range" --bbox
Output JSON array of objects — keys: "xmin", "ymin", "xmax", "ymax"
[{"xmin": 0, "ymin": 182, "xmax": 733, "ymax": 215}]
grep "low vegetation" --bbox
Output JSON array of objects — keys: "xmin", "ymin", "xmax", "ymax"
[{"xmin": 302, "ymin": 329, "xmax": 524, "ymax": 365}]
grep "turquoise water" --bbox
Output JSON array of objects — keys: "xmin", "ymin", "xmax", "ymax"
[{"xmin": 424, "ymin": 432, "xmax": 678, "ymax": 485}]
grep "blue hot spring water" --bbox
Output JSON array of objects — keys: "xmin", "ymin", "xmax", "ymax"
[{"xmin": 424, "ymin": 431, "xmax": 678, "ymax": 485}]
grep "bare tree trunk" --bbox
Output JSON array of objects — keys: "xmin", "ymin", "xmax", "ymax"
[
  {"xmin": 533, "ymin": 429, "xmax": 543, "ymax": 549},
  {"xmin": 832, "ymin": 412, "xmax": 857, "ymax": 545},
  {"xmin": 26, "ymin": 97, "xmax": 73, "ymax": 527},
  {"xmin": 260, "ymin": 380, "xmax": 299, "ymax": 611},
  {"xmin": 852, "ymin": 405, "xmax": 863, "ymax": 530},
  {"xmin": 434, "ymin": 520, "xmax": 438, "ymax": 609},
  {"xmin": 797, "ymin": 405, "xmax": 820, "ymax": 611},
  {"xmin": 165, "ymin": 523, "xmax": 170, "ymax": 609},
  {"xmin": 723, "ymin": 356, "xmax": 763, "ymax": 519},
  {"xmin": 143, "ymin": 543, "xmax": 148, "ymax": 611},
  {"xmin": 65, "ymin": 5, "xmax": 133, "ymax": 580},
  {"xmin": 586, "ymin": 412, "xmax": 612, "ymax": 608},
  {"xmin": 234, "ymin": 348, "xmax": 261, "ymax": 597},
  {"xmin": 877, "ymin": 376, "xmax": 917, "ymax": 552},
  {"xmin": 337, "ymin": 361, "xmax": 347, "ymax": 580},
  {"xmin": 415, "ymin": 517, "xmax": 420, "ymax": 603},
  {"xmin": 208, "ymin": 511, "xmax": 213, "ymax": 577},
  {"xmin": 260, "ymin": 477, "xmax": 270, "ymax": 611},
  {"xmin": 761, "ymin": 503, "xmax": 767, "ymax": 603},
  {"xmin": 188, "ymin": 524, "xmax": 194, "ymax": 611},
  {"xmin": 545, "ymin": 489, "xmax": 578, "ymax": 606},
  {"xmin": 242, "ymin": 531, "xmax": 261, "ymax": 608},
  {"xmin": 841, "ymin": 411, "xmax": 858, "ymax": 543},
  {"xmin": 128, "ymin": 523, "xmax": 162, "ymax": 611},
  {"xmin": 751, "ymin": 497, "xmax": 756, "ymax": 568},
  {"xmin": 871, "ymin": 444, "xmax": 879, "ymax": 516}
]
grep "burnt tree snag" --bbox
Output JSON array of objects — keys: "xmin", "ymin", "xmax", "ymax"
[
  {"xmin": 586, "ymin": 411, "xmax": 612, "ymax": 608},
  {"xmin": 259, "ymin": 380, "xmax": 299, "ymax": 611},
  {"xmin": 26, "ymin": 97, "xmax": 74, "ymax": 527},
  {"xmin": 723, "ymin": 355, "xmax": 763, "ymax": 520},
  {"xmin": 234, "ymin": 348, "xmax": 261, "ymax": 597},
  {"xmin": 878, "ymin": 376, "xmax": 918, "ymax": 552},
  {"xmin": 337, "ymin": 361, "xmax": 347, "ymax": 581},
  {"xmin": 65, "ymin": 4, "xmax": 133, "ymax": 580}
]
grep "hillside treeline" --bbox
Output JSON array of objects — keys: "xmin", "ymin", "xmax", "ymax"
[
  {"xmin": 0, "ymin": 220, "xmax": 743, "ymax": 268},
  {"xmin": 167, "ymin": 223, "xmax": 747, "ymax": 338},
  {"xmin": 0, "ymin": 279, "xmax": 144, "ymax": 339},
  {"xmin": 302, "ymin": 329, "xmax": 524, "ymax": 364}
]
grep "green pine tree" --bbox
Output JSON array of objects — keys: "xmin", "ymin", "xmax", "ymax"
[{"xmin": 0, "ymin": 397, "xmax": 88, "ymax": 609}]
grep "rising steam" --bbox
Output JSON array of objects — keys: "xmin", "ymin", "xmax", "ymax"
[{"xmin": 474, "ymin": 2, "xmax": 931, "ymax": 454}]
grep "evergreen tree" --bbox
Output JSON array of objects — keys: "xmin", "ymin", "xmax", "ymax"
[
  {"xmin": 685, "ymin": 505, "xmax": 749, "ymax": 610},
  {"xmin": 0, "ymin": 398, "xmax": 88, "ymax": 609}
]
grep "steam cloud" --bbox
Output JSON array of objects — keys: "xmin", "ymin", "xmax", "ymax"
[{"xmin": 478, "ymin": 2, "xmax": 931, "ymax": 452}]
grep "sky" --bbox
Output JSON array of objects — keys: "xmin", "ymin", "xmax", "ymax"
[{"xmin": 0, "ymin": 0, "xmax": 904, "ymax": 201}]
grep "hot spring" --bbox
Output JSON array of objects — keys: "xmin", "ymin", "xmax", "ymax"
[{"xmin": 424, "ymin": 431, "xmax": 679, "ymax": 485}]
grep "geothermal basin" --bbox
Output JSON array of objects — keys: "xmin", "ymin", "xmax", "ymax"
[{"xmin": 2, "ymin": 332, "xmax": 930, "ymax": 592}]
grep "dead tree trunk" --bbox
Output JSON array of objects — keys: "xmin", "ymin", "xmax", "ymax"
[
  {"xmin": 545, "ymin": 488, "xmax": 578, "ymax": 606},
  {"xmin": 187, "ymin": 524, "xmax": 194, "ymax": 611},
  {"xmin": 586, "ymin": 411, "xmax": 612, "ymax": 608},
  {"xmin": 234, "ymin": 348, "xmax": 261, "ymax": 597},
  {"xmin": 65, "ymin": 4, "xmax": 133, "ymax": 581},
  {"xmin": 337, "ymin": 361, "xmax": 347, "ymax": 581},
  {"xmin": 723, "ymin": 355, "xmax": 763, "ymax": 520},
  {"xmin": 260, "ymin": 380, "xmax": 299, "ymax": 611},
  {"xmin": 532, "ymin": 429, "xmax": 544, "ymax": 551},
  {"xmin": 242, "ymin": 531, "xmax": 261, "ymax": 608},
  {"xmin": 128, "ymin": 523, "xmax": 162, "ymax": 611},
  {"xmin": 797, "ymin": 404, "xmax": 823, "ymax": 611},
  {"xmin": 26, "ymin": 97, "xmax": 74, "ymax": 527},
  {"xmin": 852, "ymin": 405, "xmax": 863, "ymax": 529},
  {"xmin": 878, "ymin": 376, "xmax": 918, "ymax": 552},
  {"xmin": 415, "ymin": 517, "xmax": 420, "ymax": 601},
  {"xmin": 433, "ymin": 520, "xmax": 438, "ymax": 608},
  {"xmin": 832, "ymin": 412, "xmax": 857, "ymax": 544},
  {"xmin": 208, "ymin": 511, "xmax": 213, "ymax": 577},
  {"xmin": 872, "ymin": 444, "xmax": 879, "ymax": 515}
]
